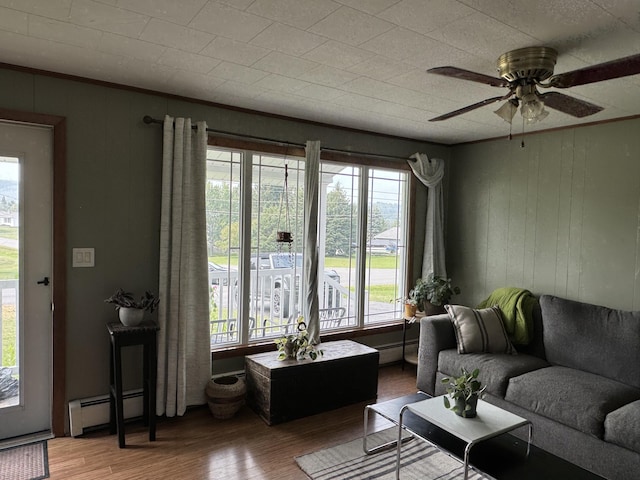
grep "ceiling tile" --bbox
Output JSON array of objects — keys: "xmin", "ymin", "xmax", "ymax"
[
  {"xmin": 166, "ymin": 70, "xmax": 226, "ymax": 98},
  {"xmin": 360, "ymin": 27, "xmax": 432, "ymax": 60},
  {"xmin": 334, "ymin": 0, "xmax": 401, "ymax": 15},
  {"xmin": 346, "ymin": 55, "xmax": 414, "ymax": 81},
  {"xmin": 68, "ymin": 0, "xmax": 150, "ymax": 37},
  {"xmin": 212, "ymin": 80, "xmax": 268, "ymax": 99},
  {"xmin": 342, "ymin": 76, "xmax": 394, "ymax": 97},
  {"xmin": 425, "ymin": 12, "xmax": 539, "ymax": 60},
  {"xmin": 189, "ymin": 2, "xmax": 272, "ymax": 42},
  {"xmin": 116, "ymin": 57, "xmax": 181, "ymax": 90},
  {"xmin": 294, "ymin": 83, "xmax": 344, "ymax": 101},
  {"xmin": 116, "ymin": 0, "xmax": 208, "ymax": 26},
  {"xmin": 253, "ymin": 73, "xmax": 311, "ymax": 93},
  {"xmin": 0, "ymin": 7, "xmax": 28, "ymax": 34},
  {"xmin": 250, "ymin": 23, "xmax": 327, "ymax": 56},
  {"xmin": 303, "ymin": 40, "xmax": 376, "ymax": 70},
  {"xmin": 157, "ymin": 48, "xmax": 220, "ymax": 74},
  {"xmin": 140, "ymin": 18, "xmax": 213, "ymax": 53},
  {"xmin": 378, "ymin": 0, "xmax": 475, "ymax": 34},
  {"xmin": 209, "ymin": 61, "xmax": 270, "ymax": 84},
  {"xmin": 99, "ymin": 32, "xmax": 166, "ymax": 62},
  {"xmin": 309, "ymin": 6, "xmax": 395, "ymax": 46},
  {"xmin": 0, "ymin": 0, "xmax": 71, "ymax": 20},
  {"xmin": 217, "ymin": 0, "xmax": 256, "ymax": 9},
  {"xmin": 252, "ymin": 51, "xmax": 318, "ymax": 77},
  {"xmin": 247, "ymin": 0, "xmax": 341, "ymax": 30},
  {"xmin": 28, "ymin": 15, "xmax": 103, "ymax": 49},
  {"xmin": 201, "ymin": 36, "xmax": 270, "ymax": 66},
  {"xmin": 298, "ymin": 65, "xmax": 359, "ymax": 87},
  {"xmin": 331, "ymin": 92, "xmax": 381, "ymax": 111},
  {"xmin": 460, "ymin": 0, "xmax": 620, "ymax": 43}
]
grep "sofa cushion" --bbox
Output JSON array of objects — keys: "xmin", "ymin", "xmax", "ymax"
[
  {"xmin": 539, "ymin": 295, "xmax": 640, "ymax": 388},
  {"xmin": 605, "ymin": 401, "xmax": 640, "ymax": 454},
  {"xmin": 506, "ymin": 366, "xmax": 640, "ymax": 438},
  {"xmin": 438, "ymin": 349, "xmax": 549, "ymax": 398},
  {"xmin": 445, "ymin": 305, "xmax": 516, "ymax": 355}
]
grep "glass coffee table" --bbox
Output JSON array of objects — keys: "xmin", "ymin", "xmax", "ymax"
[
  {"xmin": 396, "ymin": 396, "xmax": 531, "ymax": 480},
  {"xmin": 363, "ymin": 393, "xmax": 605, "ymax": 480}
]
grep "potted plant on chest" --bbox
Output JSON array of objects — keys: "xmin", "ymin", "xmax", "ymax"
[
  {"xmin": 105, "ymin": 288, "xmax": 159, "ymax": 326},
  {"xmin": 412, "ymin": 273, "xmax": 461, "ymax": 315},
  {"xmin": 442, "ymin": 368, "xmax": 486, "ymax": 418},
  {"xmin": 274, "ymin": 317, "xmax": 323, "ymax": 361}
]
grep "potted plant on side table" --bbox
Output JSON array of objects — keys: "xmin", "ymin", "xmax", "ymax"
[
  {"xmin": 105, "ymin": 288, "xmax": 159, "ymax": 326},
  {"xmin": 411, "ymin": 273, "xmax": 461, "ymax": 315}
]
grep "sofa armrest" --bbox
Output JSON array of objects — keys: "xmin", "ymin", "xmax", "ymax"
[{"xmin": 416, "ymin": 313, "xmax": 456, "ymax": 395}]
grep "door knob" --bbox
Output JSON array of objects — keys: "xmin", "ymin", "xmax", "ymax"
[{"xmin": 37, "ymin": 277, "xmax": 50, "ymax": 286}]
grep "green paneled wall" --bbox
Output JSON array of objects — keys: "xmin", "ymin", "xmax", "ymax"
[{"xmin": 448, "ymin": 118, "xmax": 640, "ymax": 311}]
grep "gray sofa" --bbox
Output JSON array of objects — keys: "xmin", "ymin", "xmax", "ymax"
[{"xmin": 416, "ymin": 294, "xmax": 640, "ymax": 480}]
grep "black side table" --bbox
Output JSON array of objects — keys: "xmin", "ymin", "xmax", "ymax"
[{"xmin": 107, "ymin": 321, "xmax": 159, "ymax": 448}]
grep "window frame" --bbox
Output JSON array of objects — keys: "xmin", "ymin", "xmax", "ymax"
[{"xmin": 207, "ymin": 136, "xmax": 417, "ymax": 356}]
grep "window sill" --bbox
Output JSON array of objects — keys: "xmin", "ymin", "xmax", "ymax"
[{"xmin": 211, "ymin": 320, "xmax": 405, "ymax": 360}]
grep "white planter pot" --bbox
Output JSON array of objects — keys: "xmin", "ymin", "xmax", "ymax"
[{"xmin": 118, "ymin": 307, "xmax": 145, "ymax": 326}]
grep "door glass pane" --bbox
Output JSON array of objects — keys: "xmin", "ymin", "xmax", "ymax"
[{"xmin": 0, "ymin": 156, "xmax": 19, "ymax": 409}]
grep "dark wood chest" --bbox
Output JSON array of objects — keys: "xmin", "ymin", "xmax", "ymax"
[{"xmin": 245, "ymin": 340, "xmax": 379, "ymax": 425}]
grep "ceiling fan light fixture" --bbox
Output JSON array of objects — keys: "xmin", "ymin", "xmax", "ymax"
[
  {"xmin": 517, "ymin": 84, "xmax": 547, "ymax": 123},
  {"xmin": 494, "ymin": 100, "xmax": 518, "ymax": 123},
  {"xmin": 521, "ymin": 97, "xmax": 546, "ymax": 120}
]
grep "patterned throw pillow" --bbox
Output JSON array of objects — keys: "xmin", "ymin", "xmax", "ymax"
[{"xmin": 445, "ymin": 304, "xmax": 517, "ymax": 355}]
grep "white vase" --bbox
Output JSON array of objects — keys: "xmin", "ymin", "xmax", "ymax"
[{"xmin": 118, "ymin": 307, "xmax": 144, "ymax": 326}]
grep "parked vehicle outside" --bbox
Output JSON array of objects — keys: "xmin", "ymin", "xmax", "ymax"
[{"xmin": 238, "ymin": 252, "xmax": 340, "ymax": 317}]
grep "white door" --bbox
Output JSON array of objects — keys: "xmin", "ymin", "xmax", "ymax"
[{"xmin": 0, "ymin": 121, "xmax": 53, "ymax": 440}]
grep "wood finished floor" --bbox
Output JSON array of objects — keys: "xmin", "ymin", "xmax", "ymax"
[{"xmin": 47, "ymin": 364, "xmax": 418, "ymax": 479}]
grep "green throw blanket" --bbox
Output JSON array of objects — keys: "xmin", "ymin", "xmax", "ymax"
[{"xmin": 477, "ymin": 287, "xmax": 536, "ymax": 345}]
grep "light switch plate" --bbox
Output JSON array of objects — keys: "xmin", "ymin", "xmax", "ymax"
[{"xmin": 72, "ymin": 248, "xmax": 95, "ymax": 267}]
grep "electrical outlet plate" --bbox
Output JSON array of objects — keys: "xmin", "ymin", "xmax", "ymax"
[{"xmin": 72, "ymin": 248, "xmax": 94, "ymax": 267}]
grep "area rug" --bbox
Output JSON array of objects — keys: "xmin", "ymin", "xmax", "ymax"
[
  {"xmin": 0, "ymin": 440, "xmax": 49, "ymax": 480},
  {"xmin": 296, "ymin": 429, "xmax": 493, "ymax": 480}
]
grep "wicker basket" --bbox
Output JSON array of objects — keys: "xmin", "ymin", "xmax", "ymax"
[{"xmin": 205, "ymin": 376, "xmax": 246, "ymax": 419}]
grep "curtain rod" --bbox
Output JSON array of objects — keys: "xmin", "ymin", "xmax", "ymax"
[{"xmin": 142, "ymin": 115, "xmax": 414, "ymax": 162}]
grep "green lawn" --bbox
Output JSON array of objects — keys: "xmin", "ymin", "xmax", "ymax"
[
  {"xmin": 1, "ymin": 305, "xmax": 16, "ymax": 367},
  {"xmin": 0, "ymin": 226, "xmax": 18, "ymax": 240},
  {"xmin": 0, "ymin": 246, "xmax": 18, "ymax": 280}
]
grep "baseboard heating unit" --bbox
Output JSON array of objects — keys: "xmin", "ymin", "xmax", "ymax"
[{"xmin": 68, "ymin": 389, "xmax": 143, "ymax": 437}]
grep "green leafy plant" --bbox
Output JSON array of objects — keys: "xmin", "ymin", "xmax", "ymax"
[
  {"xmin": 105, "ymin": 288, "xmax": 159, "ymax": 313},
  {"xmin": 274, "ymin": 317, "xmax": 323, "ymax": 361},
  {"xmin": 412, "ymin": 273, "xmax": 461, "ymax": 308},
  {"xmin": 442, "ymin": 368, "xmax": 486, "ymax": 417}
]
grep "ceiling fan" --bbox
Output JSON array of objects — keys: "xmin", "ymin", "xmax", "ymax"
[{"xmin": 428, "ymin": 46, "xmax": 640, "ymax": 123}]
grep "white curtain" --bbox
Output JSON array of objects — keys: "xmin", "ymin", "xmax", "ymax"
[
  {"xmin": 304, "ymin": 140, "xmax": 321, "ymax": 344},
  {"xmin": 156, "ymin": 115, "xmax": 211, "ymax": 417},
  {"xmin": 409, "ymin": 153, "xmax": 447, "ymax": 278}
]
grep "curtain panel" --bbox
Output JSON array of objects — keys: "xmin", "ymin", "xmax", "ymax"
[
  {"xmin": 156, "ymin": 115, "xmax": 211, "ymax": 417},
  {"xmin": 409, "ymin": 153, "xmax": 446, "ymax": 279},
  {"xmin": 304, "ymin": 140, "xmax": 321, "ymax": 344}
]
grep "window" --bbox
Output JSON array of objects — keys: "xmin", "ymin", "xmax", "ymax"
[{"xmin": 207, "ymin": 145, "xmax": 411, "ymax": 349}]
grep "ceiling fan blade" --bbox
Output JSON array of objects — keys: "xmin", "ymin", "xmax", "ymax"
[
  {"xmin": 429, "ymin": 95, "xmax": 510, "ymax": 121},
  {"xmin": 428, "ymin": 66, "xmax": 509, "ymax": 88},
  {"xmin": 539, "ymin": 92, "xmax": 603, "ymax": 117},
  {"xmin": 548, "ymin": 53, "xmax": 640, "ymax": 88}
]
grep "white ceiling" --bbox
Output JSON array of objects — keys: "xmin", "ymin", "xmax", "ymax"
[{"xmin": 1, "ymin": 0, "xmax": 639, "ymax": 144}]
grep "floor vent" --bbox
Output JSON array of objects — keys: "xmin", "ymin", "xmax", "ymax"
[{"xmin": 68, "ymin": 389, "xmax": 143, "ymax": 437}]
